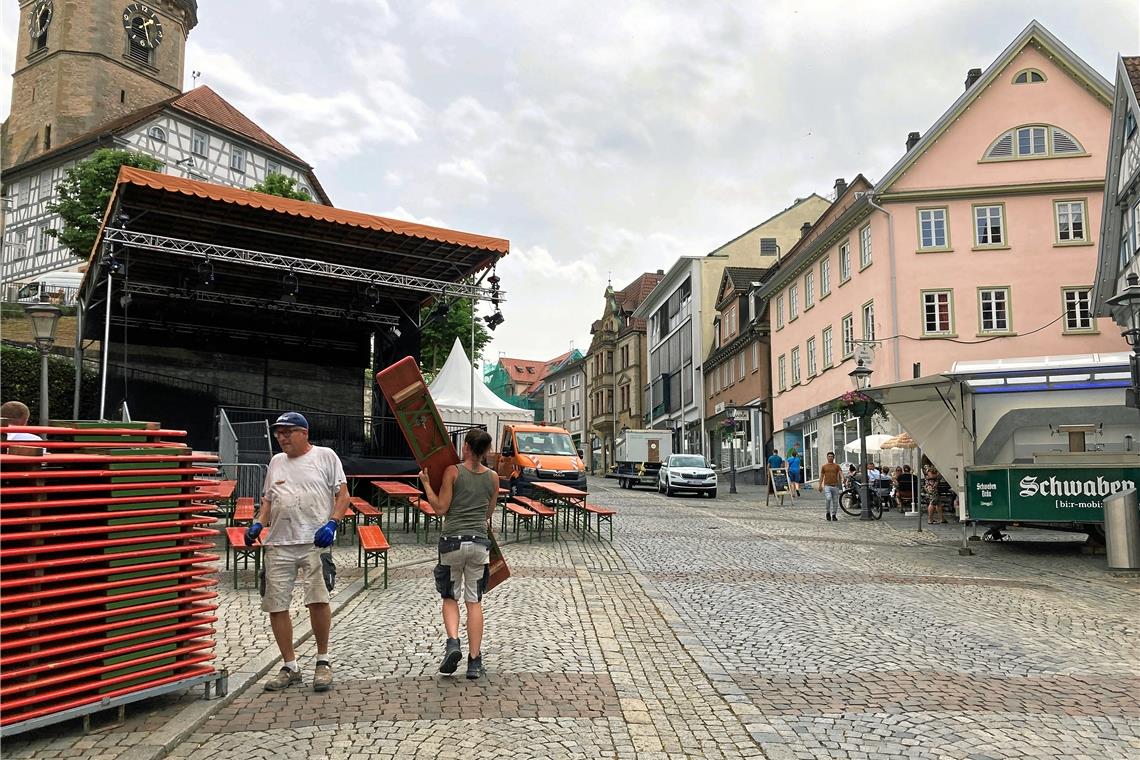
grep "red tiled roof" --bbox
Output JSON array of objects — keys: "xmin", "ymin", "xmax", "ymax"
[
  {"xmin": 171, "ymin": 86, "xmax": 302, "ymax": 163},
  {"xmin": 113, "ymin": 166, "xmax": 510, "ymax": 253},
  {"xmin": 499, "ymin": 350, "xmax": 577, "ymax": 386},
  {"xmin": 1124, "ymin": 57, "xmax": 1140, "ymax": 100},
  {"xmin": 616, "ymin": 271, "xmax": 664, "ymax": 313}
]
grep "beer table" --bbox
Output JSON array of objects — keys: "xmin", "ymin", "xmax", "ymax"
[
  {"xmin": 346, "ymin": 473, "xmax": 417, "ymax": 498},
  {"xmin": 532, "ymin": 482, "xmax": 588, "ymax": 537},
  {"xmin": 370, "ymin": 480, "xmax": 422, "ymax": 532}
]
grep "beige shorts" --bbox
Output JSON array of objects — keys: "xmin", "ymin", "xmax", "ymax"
[
  {"xmin": 260, "ymin": 544, "xmax": 333, "ymax": 613},
  {"xmin": 434, "ymin": 537, "xmax": 491, "ymax": 603}
]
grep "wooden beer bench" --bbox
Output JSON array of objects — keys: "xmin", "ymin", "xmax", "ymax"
[
  {"xmin": 357, "ymin": 525, "xmax": 390, "ymax": 589},
  {"xmin": 225, "ymin": 526, "xmax": 261, "ymax": 589},
  {"xmin": 583, "ymin": 503, "xmax": 617, "ymax": 541},
  {"xmin": 510, "ymin": 496, "xmax": 556, "ymax": 539}
]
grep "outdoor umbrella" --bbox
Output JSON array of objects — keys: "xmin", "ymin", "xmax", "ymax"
[
  {"xmin": 843, "ymin": 434, "xmax": 897, "ymax": 454},
  {"xmin": 880, "ymin": 432, "xmax": 918, "ymax": 450}
]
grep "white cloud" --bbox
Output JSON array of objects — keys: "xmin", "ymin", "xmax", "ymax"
[{"xmin": 436, "ymin": 158, "xmax": 489, "ymax": 185}]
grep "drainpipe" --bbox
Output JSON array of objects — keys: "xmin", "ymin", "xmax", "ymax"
[{"xmin": 866, "ymin": 192, "xmax": 901, "ymax": 383}]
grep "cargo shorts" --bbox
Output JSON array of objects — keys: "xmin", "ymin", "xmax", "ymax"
[
  {"xmin": 433, "ymin": 536, "xmax": 490, "ymax": 603},
  {"xmin": 260, "ymin": 544, "xmax": 335, "ymax": 613}
]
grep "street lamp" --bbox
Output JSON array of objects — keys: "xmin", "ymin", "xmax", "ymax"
[
  {"xmin": 1105, "ymin": 272, "xmax": 1140, "ymax": 409},
  {"xmin": 848, "ymin": 358, "xmax": 874, "ymax": 520},
  {"xmin": 23, "ymin": 303, "xmax": 62, "ymax": 426}
]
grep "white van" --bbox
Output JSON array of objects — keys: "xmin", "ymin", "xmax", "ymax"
[{"xmin": 16, "ymin": 272, "xmax": 84, "ymax": 306}]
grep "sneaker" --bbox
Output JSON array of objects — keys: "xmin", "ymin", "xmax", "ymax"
[
  {"xmin": 439, "ymin": 638, "xmax": 462, "ymax": 675},
  {"xmin": 264, "ymin": 666, "xmax": 302, "ymax": 691},
  {"xmin": 465, "ymin": 655, "xmax": 485, "ymax": 680},
  {"xmin": 313, "ymin": 661, "xmax": 333, "ymax": 692}
]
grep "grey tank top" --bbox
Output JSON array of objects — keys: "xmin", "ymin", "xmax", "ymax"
[{"xmin": 443, "ymin": 465, "xmax": 496, "ymax": 537}]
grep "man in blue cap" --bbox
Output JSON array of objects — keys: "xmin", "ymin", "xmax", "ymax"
[{"xmin": 245, "ymin": 411, "xmax": 349, "ymax": 692}]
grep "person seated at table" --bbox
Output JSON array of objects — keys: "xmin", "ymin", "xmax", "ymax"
[{"xmin": 419, "ymin": 428, "xmax": 499, "ymax": 680}]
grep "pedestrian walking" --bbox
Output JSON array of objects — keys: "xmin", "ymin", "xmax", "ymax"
[
  {"xmin": 817, "ymin": 451, "xmax": 842, "ymax": 521},
  {"xmin": 419, "ymin": 428, "xmax": 500, "ymax": 680},
  {"xmin": 786, "ymin": 448, "xmax": 802, "ymax": 496},
  {"xmin": 766, "ymin": 449, "xmax": 784, "ymax": 471},
  {"xmin": 245, "ymin": 412, "xmax": 349, "ymax": 693}
]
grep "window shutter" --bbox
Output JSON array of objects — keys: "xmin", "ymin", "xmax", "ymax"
[
  {"xmin": 987, "ymin": 133, "xmax": 1014, "ymax": 158},
  {"xmin": 1052, "ymin": 129, "xmax": 1081, "ymax": 154}
]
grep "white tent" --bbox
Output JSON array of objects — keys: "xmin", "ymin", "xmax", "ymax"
[{"xmin": 428, "ymin": 338, "xmax": 533, "ymax": 444}]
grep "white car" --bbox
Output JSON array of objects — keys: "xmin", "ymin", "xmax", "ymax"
[{"xmin": 658, "ymin": 454, "xmax": 718, "ymax": 498}]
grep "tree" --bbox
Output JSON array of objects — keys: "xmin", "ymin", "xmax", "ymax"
[
  {"xmin": 419, "ymin": 298, "xmax": 491, "ymax": 374},
  {"xmin": 48, "ymin": 149, "xmax": 163, "ymax": 260},
  {"xmin": 251, "ymin": 172, "xmax": 311, "ymax": 201}
]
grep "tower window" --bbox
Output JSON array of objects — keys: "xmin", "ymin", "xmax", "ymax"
[
  {"xmin": 120, "ymin": 90, "xmax": 126, "ymax": 103},
  {"xmin": 33, "ymin": 7, "xmax": 50, "ymax": 51},
  {"xmin": 43, "ymin": 125, "xmax": 51, "ymax": 150},
  {"xmin": 127, "ymin": 21, "xmax": 152, "ymax": 65}
]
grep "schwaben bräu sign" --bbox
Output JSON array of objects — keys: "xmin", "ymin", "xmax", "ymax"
[{"xmin": 967, "ymin": 465, "xmax": 1139, "ymax": 523}]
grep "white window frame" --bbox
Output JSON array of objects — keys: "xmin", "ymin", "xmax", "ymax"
[
  {"xmin": 921, "ymin": 290, "xmax": 954, "ymax": 336},
  {"xmin": 841, "ymin": 315, "xmax": 854, "ymax": 358},
  {"xmin": 859, "ymin": 225, "xmax": 872, "ymax": 267},
  {"xmin": 918, "ymin": 208, "xmax": 949, "ymax": 250},
  {"xmin": 147, "ymin": 125, "xmax": 167, "ymax": 142},
  {"xmin": 862, "ymin": 302, "xmax": 875, "ymax": 341},
  {"xmin": 1062, "ymin": 288, "xmax": 1095, "ymax": 333},
  {"xmin": 806, "ymin": 336, "xmax": 817, "ymax": 376},
  {"xmin": 230, "ymin": 146, "xmax": 247, "ymax": 173},
  {"xmin": 822, "ymin": 326, "xmax": 834, "ymax": 368},
  {"xmin": 804, "ymin": 271, "xmax": 815, "ymax": 309},
  {"xmin": 267, "ymin": 159, "xmax": 282, "ymax": 176},
  {"xmin": 777, "ymin": 355, "xmax": 787, "ymax": 392},
  {"xmin": 789, "ymin": 284, "xmax": 799, "ymax": 320},
  {"xmin": 1054, "ymin": 200, "xmax": 1088, "ymax": 243},
  {"xmin": 738, "ymin": 353, "xmax": 745, "ymax": 382},
  {"xmin": 839, "ymin": 241, "xmax": 851, "ymax": 281},
  {"xmin": 775, "ymin": 294, "xmax": 784, "ymax": 329},
  {"xmin": 1017, "ymin": 125, "xmax": 1047, "ymax": 156},
  {"xmin": 790, "ymin": 346, "xmax": 801, "ymax": 386},
  {"xmin": 978, "ymin": 287, "xmax": 1011, "ymax": 334},
  {"xmin": 751, "ymin": 341, "xmax": 759, "ymax": 373},
  {"xmin": 819, "ymin": 257, "xmax": 831, "ymax": 296},
  {"xmin": 191, "ymin": 129, "xmax": 209, "ymax": 157},
  {"xmin": 973, "ymin": 204, "xmax": 1005, "ymax": 247}
]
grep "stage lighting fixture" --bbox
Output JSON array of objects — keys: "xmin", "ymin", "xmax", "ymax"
[
  {"xmin": 281, "ymin": 271, "xmax": 300, "ymax": 303},
  {"xmin": 197, "ymin": 260, "xmax": 215, "ymax": 287}
]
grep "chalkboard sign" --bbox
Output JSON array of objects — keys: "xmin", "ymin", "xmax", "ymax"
[{"xmin": 766, "ymin": 466, "xmax": 792, "ymax": 506}]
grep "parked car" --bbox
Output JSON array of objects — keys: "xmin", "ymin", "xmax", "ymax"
[{"xmin": 658, "ymin": 453, "xmax": 718, "ymax": 498}]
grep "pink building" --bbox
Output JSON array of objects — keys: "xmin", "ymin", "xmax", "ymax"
[{"xmin": 758, "ymin": 21, "xmax": 1127, "ymax": 481}]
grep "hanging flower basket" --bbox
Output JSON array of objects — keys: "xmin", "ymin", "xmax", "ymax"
[{"xmin": 831, "ymin": 390, "xmax": 888, "ymax": 421}]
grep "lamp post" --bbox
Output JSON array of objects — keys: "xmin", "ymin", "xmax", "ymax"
[
  {"xmin": 1106, "ymin": 272, "xmax": 1140, "ymax": 409},
  {"xmin": 848, "ymin": 359, "xmax": 874, "ymax": 520},
  {"xmin": 724, "ymin": 401, "xmax": 739, "ymax": 494},
  {"xmin": 23, "ymin": 303, "xmax": 62, "ymax": 426}
]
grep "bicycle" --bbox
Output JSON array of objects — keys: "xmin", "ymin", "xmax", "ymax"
[{"xmin": 838, "ymin": 477, "xmax": 883, "ymax": 519}]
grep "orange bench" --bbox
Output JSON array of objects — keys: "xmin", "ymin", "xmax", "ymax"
[
  {"xmin": 338, "ymin": 505, "xmax": 356, "ymax": 545},
  {"xmin": 225, "ymin": 526, "xmax": 261, "ymax": 589},
  {"xmin": 232, "ymin": 497, "xmax": 256, "ymax": 526},
  {"xmin": 584, "ymin": 503, "xmax": 617, "ymax": 541},
  {"xmin": 415, "ymin": 499, "xmax": 441, "ymax": 543},
  {"xmin": 500, "ymin": 500, "xmax": 536, "ymax": 542},
  {"xmin": 350, "ymin": 496, "xmax": 382, "ymax": 527},
  {"xmin": 357, "ymin": 525, "xmax": 390, "ymax": 589},
  {"xmin": 512, "ymin": 496, "xmax": 556, "ymax": 539}
]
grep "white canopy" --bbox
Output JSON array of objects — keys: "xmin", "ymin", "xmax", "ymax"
[{"xmin": 428, "ymin": 338, "xmax": 533, "ymax": 443}]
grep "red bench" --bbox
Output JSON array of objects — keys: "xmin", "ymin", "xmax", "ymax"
[
  {"xmin": 415, "ymin": 499, "xmax": 441, "ymax": 542},
  {"xmin": 232, "ymin": 497, "xmax": 256, "ymax": 526},
  {"xmin": 584, "ymin": 503, "xmax": 617, "ymax": 541},
  {"xmin": 350, "ymin": 496, "xmax": 382, "ymax": 527},
  {"xmin": 225, "ymin": 526, "xmax": 261, "ymax": 589},
  {"xmin": 357, "ymin": 525, "xmax": 390, "ymax": 589},
  {"xmin": 511, "ymin": 496, "xmax": 556, "ymax": 539},
  {"xmin": 500, "ymin": 500, "xmax": 536, "ymax": 542}
]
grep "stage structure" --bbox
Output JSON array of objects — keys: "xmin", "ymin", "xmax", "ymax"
[{"xmin": 75, "ymin": 167, "xmax": 509, "ymax": 462}]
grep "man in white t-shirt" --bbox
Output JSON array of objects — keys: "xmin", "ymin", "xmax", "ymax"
[
  {"xmin": 1, "ymin": 400, "xmax": 43, "ymax": 441},
  {"xmin": 245, "ymin": 412, "xmax": 349, "ymax": 693}
]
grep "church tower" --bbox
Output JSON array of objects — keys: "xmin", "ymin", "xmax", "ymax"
[{"xmin": 3, "ymin": 0, "xmax": 198, "ymax": 168}]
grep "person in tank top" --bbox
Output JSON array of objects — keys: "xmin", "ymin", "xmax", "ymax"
[{"xmin": 419, "ymin": 428, "xmax": 500, "ymax": 680}]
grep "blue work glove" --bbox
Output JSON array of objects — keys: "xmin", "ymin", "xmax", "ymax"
[
  {"xmin": 313, "ymin": 519, "xmax": 338, "ymax": 548},
  {"xmin": 245, "ymin": 521, "xmax": 263, "ymax": 546}
]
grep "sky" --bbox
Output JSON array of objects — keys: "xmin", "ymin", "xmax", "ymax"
[{"xmin": 2, "ymin": 1, "xmax": 1138, "ymax": 366}]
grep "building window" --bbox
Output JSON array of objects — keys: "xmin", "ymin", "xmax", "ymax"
[
  {"xmin": 1121, "ymin": 202, "xmax": 1137, "ymax": 270},
  {"xmin": 267, "ymin": 159, "xmax": 282, "ymax": 176},
  {"xmin": 862, "ymin": 301, "xmax": 875, "ymax": 341},
  {"xmin": 918, "ymin": 208, "xmax": 949, "ymax": 250},
  {"xmin": 973, "ymin": 204, "xmax": 1004, "ymax": 247},
  {"xmin": 548, "ymin": 382, "xmax": 557, "ymax": 395},
  {"xmin": 738, "ymin": 353, "xmax": 744, "ymax": 381},
  {"xmin": 839, "ymin": 241, "xmax": 851, "ymax": 282},
  {"xmin": 979, "ymin": 288, "xmax": 1011, "ymax": 334},
  {"xmin": 804, "ymin": 271, "xmax": 815, "ymax": 309},
  {"xmin": 1054, "ymin": 200, "xmax": 1087, "ymax": 243},
  {"xmin": 1062, "ymin": 288, "xmax": 1095, "ymax": 333},
  {"xmin": 922, "ymin": 290, "xmax": 953, "ymax": 335},
  {"xmin": 751, "ymin": 341, "xmax": 759, "ymax": 372},
  {"xmin": 230, "ymin": 147, "xmax": 247, "ymax": 173},
  {"xmin": 777, "ymin": 355, "xmax": 787, "ymax": 392},
  {"xmin": 790, "ymin": 347, "xmax": 801, "ymax": 386},
  {"xmin": 789, "ymin": 285, "xmax": 799, "ymax": 320},
  {"xmin": 983, "ymin": 125, "xmax": 1085, "ymax": 160},
  {"xmin": 192, "ymin": 130, "xmax": 209, "ymax": 157},
  {"xmin": 822, "ymin": 326, "xmax": 834, "ymax": 368},
  {"xmin": 128, "ymin": 37, "xmax": 152, "ymax": 65},
  {"xmin": 806, "ymin": 336, "xmax": 817, "ymax": 376},
  {"xmin": 819, "ymin": 257, "xmax": 831, "ymax": 296},
  {"xmin": 859, "ymin": 225, "xmax": 872, "ymax": 268},
  {"xmin": 841, "ymin": 315, "xmax": 854, "ymax": 358},
  {"xmin": 775, "ymin": 295, "xmax": 784, "ymax": 329},
  {"xmin": 148, "ymin": 125, "xmax": 167, "ymax": 142},
  {"xmin": 1013, "ymin": 68, "xmax": 1046, "ymax": 84}
]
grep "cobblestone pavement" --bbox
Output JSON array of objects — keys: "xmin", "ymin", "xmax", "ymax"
[{"xmin": 3, "ymin": 478, "xmax": 1138, "ymax": 759}]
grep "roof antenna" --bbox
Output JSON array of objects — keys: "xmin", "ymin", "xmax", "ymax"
[{"xmin": 191, "ymin": 70, "xmax": 201, "ymax": 87}]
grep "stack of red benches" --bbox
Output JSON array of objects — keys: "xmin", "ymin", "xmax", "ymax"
[{"xmin": 0, "ymin": 422, "xmax": 224, "ymax": 737}]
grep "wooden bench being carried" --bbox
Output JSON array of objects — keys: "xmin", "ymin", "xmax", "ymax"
[
  {"xmin": 357, "ymin": 525, "xmax": 390, "ymax": 589},
  {"xmin": 350, "ymin": 496, "xmax": 382, "ymax": 527},
  {"xmin": 500, "ymin": 500, "xmax": 536, "ymax": 542},
  {"xmin": 225, "ymin": 526, "xmax": 261, "ymax": 589},
  {"xmin": 583, "ymin": 503, "xmax": 617, "ymax": 541},
  {"xmin": 511, "ymin": 496, "xmax": 556, "ymax": 539}
]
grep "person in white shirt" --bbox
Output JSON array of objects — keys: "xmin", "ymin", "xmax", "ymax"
[{"xmin": 1, "ymin": 400, "xmax": 42, "ymax": 441}]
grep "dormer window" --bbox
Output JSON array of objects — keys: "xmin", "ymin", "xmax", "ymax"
[
  {"xmin": 1012, "ymin": 68, "xmax": 1046, "ymax": 84},
  {"xmin": 982, "ymin": 124, "xmax": 1085, "ymax": 161},
  {"xmin": 148, "ymin": 125, "xmax": 167, "ymax": 142}
]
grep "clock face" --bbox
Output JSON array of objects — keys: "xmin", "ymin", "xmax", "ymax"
[
  {"xmin": 122, "ymin": 3, "xmax": 164, "ymax": 49},
  {"xmin": 28, "ymin": 0, "xmax": 53, "ymax": 39}
]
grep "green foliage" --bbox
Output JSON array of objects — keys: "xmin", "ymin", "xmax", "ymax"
[
  {"xmin": 48, "ymin": 149, "xmax": 163, "ymax": 260},
  {"xmin": 1, "ymin": 304, "xmax": 75, "ymax": 318},
  {"xmin": 0, "ymin": 345, "xmax": 100, "ymax": 422},
  {"xmin": 251, "ymin": 172, "xmax": 312, "ymax": 201},
  {"xmin": 419, "ymin": 298, "xmax": 491, "ymax": 374}
]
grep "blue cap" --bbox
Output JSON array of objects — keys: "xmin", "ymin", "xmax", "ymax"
[{"xmin": 271, "ymin": 411, "xmax": 309, "ymax": 430}]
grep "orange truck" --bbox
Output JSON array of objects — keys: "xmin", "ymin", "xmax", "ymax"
[{"xmin": 494, "ymin": 423, "xmax": 587, "ymax": 496}]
